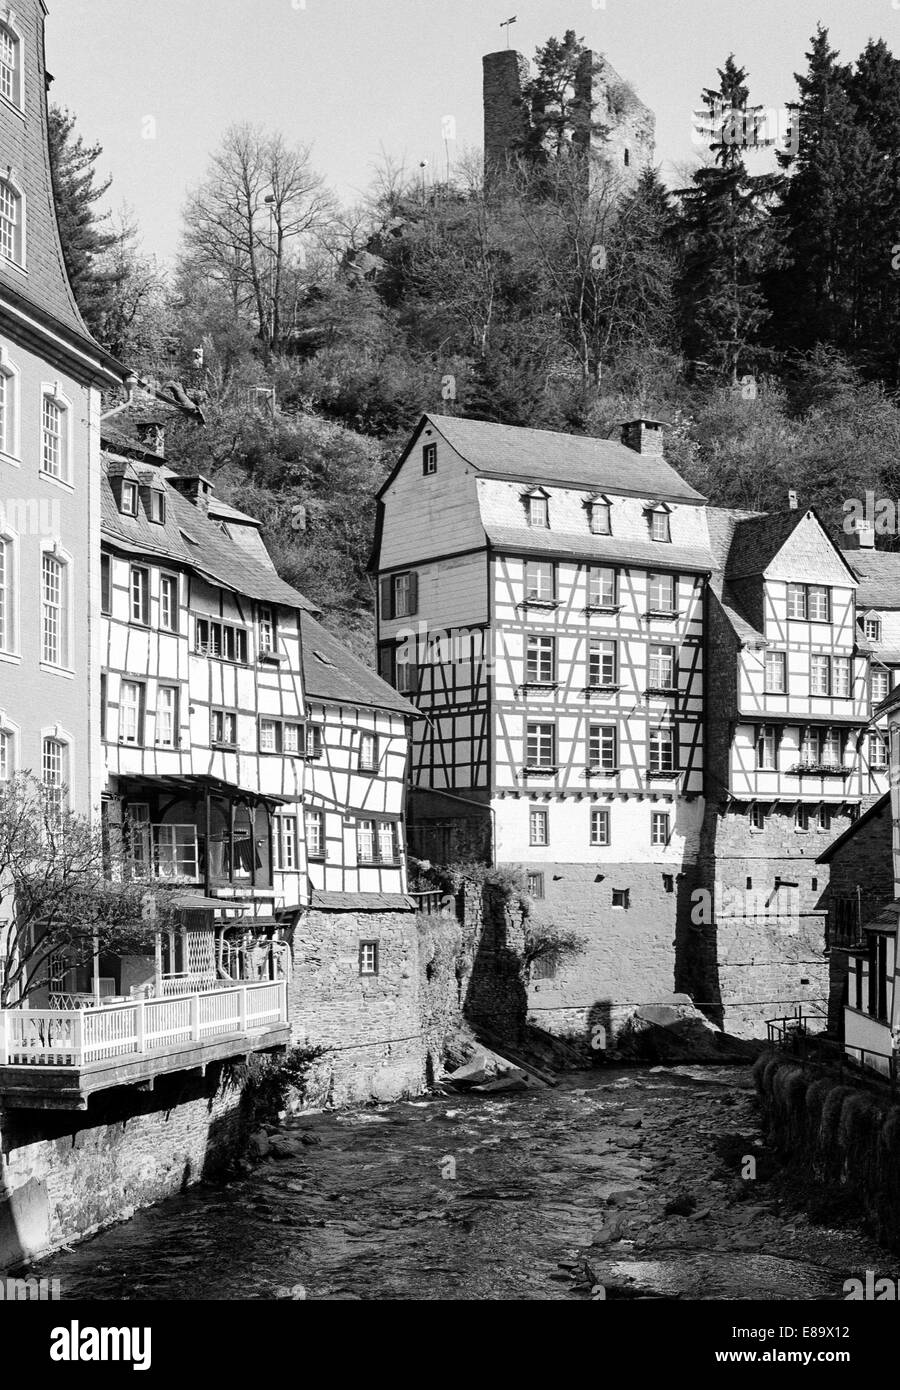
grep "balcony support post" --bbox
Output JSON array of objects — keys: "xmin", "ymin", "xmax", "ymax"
[
  {"xmin": 191, "ymin": 993, "xmax": 200, "ymax": 1043},
  {"xmin": 239, "ymin": 984, "xmax": 247, "ymax": 1034},
  {"xmin": 135, "ymin": 999, "xmax": 145, "ymax": 1054}
]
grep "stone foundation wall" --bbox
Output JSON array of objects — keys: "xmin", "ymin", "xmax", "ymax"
[{"xmin": 0, "ymin": 1064, "xmax": 250, "ymax": 1269}]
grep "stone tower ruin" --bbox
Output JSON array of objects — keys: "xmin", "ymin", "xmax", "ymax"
[{"xmin": 483, "ymin": 46, "xmax": 655, "ymax": 192}]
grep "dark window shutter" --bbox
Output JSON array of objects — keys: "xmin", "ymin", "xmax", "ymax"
[
  {"xmin": 380, "ymin": 576, "xmax": 393, "ymax": 621},
  {"xmin": 407, "ymin": 571, "xmax": 418, "ymax": 615}
]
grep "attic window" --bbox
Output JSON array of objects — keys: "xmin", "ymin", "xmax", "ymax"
[
  {"xmin": 588, "ymin": 496, "xmax": 611, "ymax": 536},
  {"xmin": 647, "ymin": 505, "xmax": 671, "ymax": 543},
  {"xmin": 121, "ymin": 481, "xmax": 138, "ymax": 517},
  {"xmin": 422, "ymin": 442, "xmax": 437, "ymax": 476},
  {"xmin": 863, "ymin": 616, "xmax": 882, "ymax": 642},
  {"xmin": 147, "ymin": 492, "xmax": 165, "ymax": 525},
  {"xmin": 524, "ymin": 490, "xmax": 549, "ymax": 528}
]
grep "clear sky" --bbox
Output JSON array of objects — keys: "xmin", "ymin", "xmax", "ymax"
[{"xmin": 46, "ymin": 0, "xmax": 900, "ymax": 264}]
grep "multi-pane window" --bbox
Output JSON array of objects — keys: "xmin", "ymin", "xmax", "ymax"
[
  {"xmin": 648, "ymin": 644, "xmax": 675, "ymax": 689},
  {"xmin": 130, "ymin": 566, "xmax": 149, "ymax": 625},
  {"xmin": 822, "ymin": 729, "xmax": 842, "ymax": 765},
  {"xmin": 756, "ymin": 725, "xmax": 777, "ymax": 770},
  {"xmin": 211, "ymin": 709, "xmax": 237, "ymax": 746},
  {"xmin": 526, "ymin": 721, "xmax": 555, "ymax": 768},
  {"xmin": 786, "ymin": 583, "xmax": 807, "ymax": 619},
  {"xmin": 306, "ymin": 724, "xmax": 323, "ymax": 759},
  {"xmin": 526, "ymin": 872, "xmax": 545, "ymax": 899},
  {"xmin": 764, "ymin": 650, "xmax": 786, "ymax": 693},
  {"xmin": 651, "ymin": 811, "xmax": 670, "ymax": 846},
  {"xmin": 801, "ymin": 727, "xmax": 842, "ymax": 766},
  {"xmin": 276, "ymin": 815, "xmax": 298, "ymax": 871},
  {"xmin": 871, "ymin": 669, "xmax": 891, "ymax": 704},
  {"xmin": 0, "ymin": 27, "xmax": 16, "ymax": 104},
  {"xmin": 42, "ymin": 737, "xmax": 66, "ymax": 817},
  {"xmin": 587, "ymin": 566, "xmax": 616, "ymax": 606},
  {"xmin": 41, "ymin": 396, "xmax": 64, "ymax": 479},
  {"xmin": 649, "ymin": 726, "xmax": 675, "ymax": 773},
  {"xmin": 393, "ymin": 572, "xmax": 413, "ymax": 618},
  {"xmin": 527, "ymin": 494, "xmax": 548, "ymax": 527},
  {"xmin": 259, "ymin": 718, "xmax": 303, "ymax": 754},
  {"xmin": 0, "ymin": 362, "xmax": 15, "ymax": 456},
  {"xmin": 156, "ymin": 686, "xmax": 178, "ymax": 748},
  {"xmin": 356, "ymin": 819, "xmax": 398, "ymax": 864},
  {"xmin": 864, "ymin": 616, "xmax": 882, "ymax": 642},
  {"xmin": 526, "ymin": 635, "xmax": 555, "ymax": 683},
  {"xmin": 41, "ymin": 554, "xmax": 65, "ymax": 666},
  {"xmin": 359, "ymin": 732, "xmax": 378, "ymax": 771},
  {"xmin": 160, "ymin": 574, "xmax": 178, "ymax": 632},
  {"xmin": 808, "ymin": 586, "xmax": 830, "ymax": 621},
  {"xmin": 524, "ymin": 561, "xmax": 555, "ymax": 602},
  {"xmin": 589, "ymin": 499, "xmax": 611, "ymax": 535},
  {"xmin": 305, "ymin": 809, "xmax": 325, "ymax": 859},
  {"xmin": 649, "ymin": 509, "xmax": 670, "ymax": 542},
  {"xmin": 869, "ymin": 732, "xmax": 888, "ymax": 769},
  {"xmin": 153, "ymin": 825, "xmax": 198, "ymax": 879},
  {"xmin": 648, "ymin": 573, "xmax": 675, "ymax": 612},
  {"xmin": 590, "ymin": 807, "xmax": 610, "ymax": 846},
  {"xmin": 119, "ymin": 681, "xmax": 144, "ymax": 744},
  {"xmin": 832, "ymin": 657, "xmax": 851, "ymax": 698},
  {"xmin": 195, "ymin": 618, "xmax": 248, "ymax": 663},
  {"xmin": 0, "ymin": 535, "xmax": 10, "ymax": 651},
  {"xmin": 810, "ymin": 655, "xmax": 830, "ymax": 696},
  {"xmin": 0, "ymin": 180, "xmax": 18, "ymax": 263},
  {"xmin": 258, "ymin": 605, "xmax": 275, "ymax": 654},
  {"xmin": 529, "ymin": 807, "xmax": 548, "ymax": 846},
  {"xmin": 359, "ymin": 941, "xmax": 379, "ymax": 976},
  {"xmin": 588, "ymin": 638, "xmax": 617, "ymax": 686},
  {"xmin": 0, "ymin": 728, "xmax": 9, "ymax": 781},
  {"xmin": 750, "ymin": 803, "xmax": 766, "ymax": 831},
  {"xmin": 588, "ymin": 723, "xmax": 616, "ymax": 770},
  {"xmin": 422, "ymin": 443, "xmax": 437, "ymax": 475},
  {"xmin": 121, "ymin": 481, "xmax": 138, "ymax": 516}
]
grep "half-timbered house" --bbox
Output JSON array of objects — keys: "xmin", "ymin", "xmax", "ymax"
[{"xmin": 373, "ymin": 413, "xmax": 714, "ymax": 1038}]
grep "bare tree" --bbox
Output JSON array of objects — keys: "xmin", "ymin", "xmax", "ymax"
[
  {"xmin": 181, "ymin": 123, "xmax": 334, "ymax": 357},
  {"xmin": 0, "ymin": 774, "xmax": 176, "ymax": 1009}
]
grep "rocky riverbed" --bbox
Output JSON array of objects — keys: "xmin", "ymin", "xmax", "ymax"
[{"xmin": 34, "ymin": 1063, "xmax": 900, "ymax": 1300}]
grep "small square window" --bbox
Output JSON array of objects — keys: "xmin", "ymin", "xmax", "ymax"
[
  {"xmin": 359, "ymin": 940, "xmax": 379, "ymax": 976},
  {"xmin": 527, "ymin": 871, "xmax": 544, "ymax": 899},
  {"xmin": 612, "ymin": 888, "xmax": 630, "ymax": 909}
]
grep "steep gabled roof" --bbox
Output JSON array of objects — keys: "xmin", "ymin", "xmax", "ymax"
[
  {"xmin": 379, "ymin": 414, "xmax": 707, "ymax": 504},
  {"xmin": 300, "ymin": 612, "xmax": 416, "ymax": 716},
  {"xmin": 725, "ymin": 511, "xmax": 810, "ymax": 580},
  {"xmin": 816, "ymin": 792, "xmax": 890, "ymax": 863},
  {"xmin": 101, "ymin": 457, "xmax": 317, "ymax": 613}
]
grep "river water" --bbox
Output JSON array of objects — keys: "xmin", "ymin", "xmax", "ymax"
[{"xmin": 36, "ymin": 1064, "xmax": 900, "ymax": 1301}]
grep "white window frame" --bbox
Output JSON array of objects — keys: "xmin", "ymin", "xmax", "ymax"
[
  {"xmin": 871, "ymin": 668, "xmax": 890, "ymax": 704},
  {"xmin": 155, "ymin": 685, "xmax": 179, "ymax": 749},
  {"xmin": 587, "ymin": 566, "xmax": 616, "ymax": 607},
  {"xmin": 590, "ymin": 807, "xmax": 610, "ymax": 846},
  {"xmin": 524, "ymin": 561, "xmax": 555, "ymax": 602},
  {"xmin": 756, "ymin": 725, "xmax": 777, "ymax": 771},
  {"xmin": 527, "ymin": 493, "xmax": 549, "ymax": 528},
  {"xmin": 526, "ymin": 635, "xmax": 555, "ymax": 684},
  {"xmin": 0, "ymin": 521, "xmax": 17, "ymax": 656},
  {"xmin": 121, "ymin": 480, "xmax": 139, "ymax": 516},
  {"xmin": 39, "ymin": 384, "xmax": 73, "ymax": 485},
  {"xmin": 0, "ymin": 172, "xmax": 24, "ymax": 268},
  {"xmin": 276, "ymin": 814, "xmax": 298, "ymax": 871},
  {"xmin": 589, "ymin": 638, "xmax": 617, "ymax": 686},
  {"xmin": 130, "ymin": 564, "xmax": 150, "ymax": 626},
  {"xmin": 359, "ymin": 731, "xmax": 378, "ymax": 771},
  {"xmin": 651, "ymin": 811, "xmax": 670, "ymax": 846},
  {"xmin": 764, "ymin": 650, "xmax": 786, "ymax": 694},
  {"xmin": 869, "ymin": 731, "xmax": 888, "ymax": 770},
  {"xmin": 528, "ymin": 807, "xmax": 549, "ymax": 846},
  {"xmin": 118, "ymin": 680, "xmax": 144, "ymax": 745},
  {"xmin": 0, "ymin": 712, "xmax": 17, "ymax": 782},
  {"xmin": 526, "ymin": 721, "xmax": 555, "ymax": 768},
  {"xmin": 0, "ymin": 16, "xmax": 23, "ymax": 111},
  {"xmin": 649, "ymin": 643, "xmax": 676, "ymax": 689},
  {"xmin": 40, "ymin": 543, "xmax": 72, "ymax": 671},
  {"xmin": 305, "ymin": 808, "xmax": 325, "ymax": 859},
  {"xmin": 648, "ymin": 573, "xmax": 675, "ymax": 612},
  {"xmin": 649, "ymin": 726, "xmax": 675, "ymax": 773},
  {"xmin": 40, "ymin": 727, "xmax": 71, "ymax": 818},
  {"xmin": 0, "ymin": 346, "xmax": 19, "ymax": 461},
  {"xmin": 864, "ymin": 616, "xmax": 882, "ymax": 642},
  {"xmin": 159, "ymin": 571, "xmax": 179, "ymax": 633},
  {"xmin": 588, "ymin": 723, "xmax": 616, "ymax": 771},
  {"xmin": 649, "ymin": 509, "xmax": 671, "ymax": 543}
]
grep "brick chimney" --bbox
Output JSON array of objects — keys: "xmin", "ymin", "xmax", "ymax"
[
  {"xmin": 621, "ymin": 418, "xmax": 666, "ymax": 456},
  {"xmin": 169, "ymin": 474, "xmax": 213, "ymax": 515}
]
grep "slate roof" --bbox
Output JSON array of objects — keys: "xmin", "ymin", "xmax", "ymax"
[
  {"xmin": 300, "ymin": 611, "xmax": 417, "ymax": 716},
  {"xmin": 484, "ymin": 524, "xmax": 715, "ymax": 573},
  {"xmin": 408, "ymin": 414, "xmax": 707, "ymax": 503},
  {"xmin": 816, "ymin": 792, "xmax": 890, "ymax": 863},
  {"xmin": 725, "ymin": 511, "xmax": 811, "ymax": 580},
  {"xmin": 845, "ymin": 550, "xmax": 900, "ymax": 610},
  {"xmin": 101, "ymin": 457, "xmax": 317, "ymax": 612}
]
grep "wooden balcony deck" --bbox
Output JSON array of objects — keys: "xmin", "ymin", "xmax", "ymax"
[{"xmin": 0, "ymin": 981, "xmax": 290, "ymax": 1110}]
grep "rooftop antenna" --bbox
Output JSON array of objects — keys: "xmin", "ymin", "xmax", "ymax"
[{"xmin": 500, "ymin": 15, "xmax": 517, "ymax": 48}]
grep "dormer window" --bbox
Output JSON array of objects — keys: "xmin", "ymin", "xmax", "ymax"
[
  {"xmin": 422, "ymin": 442, "xmax": 437, "ymax": 476},
  {"xmin": 588, "ymin": 495, "xmax": 611, "ymax": 536},
  {"xmin": 647, "ymin": 503, "xmax": 671, "ymax": 543},
  {"xmin": 147, "ymin": 491, "xmax": 165, "ymax": 525},
  {"xmin": 524, "ymin": 489, "xmax": 549, "ymax": 528},
  {"xmin": 863, "ymin": 615, "xmax": 882, "ymax": 643},
  {"xmin": 121, "ymin": 481, "xmax": 138, "ymax": 517}
]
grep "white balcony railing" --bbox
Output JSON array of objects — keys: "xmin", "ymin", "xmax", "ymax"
[{"xmin": 0, "ymin": 980, "xmax": 287, "ymax": 1069}]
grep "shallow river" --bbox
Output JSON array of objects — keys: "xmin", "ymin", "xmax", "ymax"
[{"xmin": 36, "ymin": 1064, "xmax": 900, "ymax": 1301}]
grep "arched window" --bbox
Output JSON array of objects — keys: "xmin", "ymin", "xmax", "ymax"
[
  {"xmin": 0, "ymin": 21, "xmax": 21, "ymax": 108},
  {"xmin": 0, "ymin": 349, "xmax": 20, "ymax": 458},
  {"xmin": 41, "ymin": 551, "xmax": 69, "ymax": 667},
  {"xmin": 0, "ymin": 727, "xmax": 11, "ymax": 781},
  {"xmin": 0, "ymin": 178, "xmax": 21, "ymax": 264}
]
